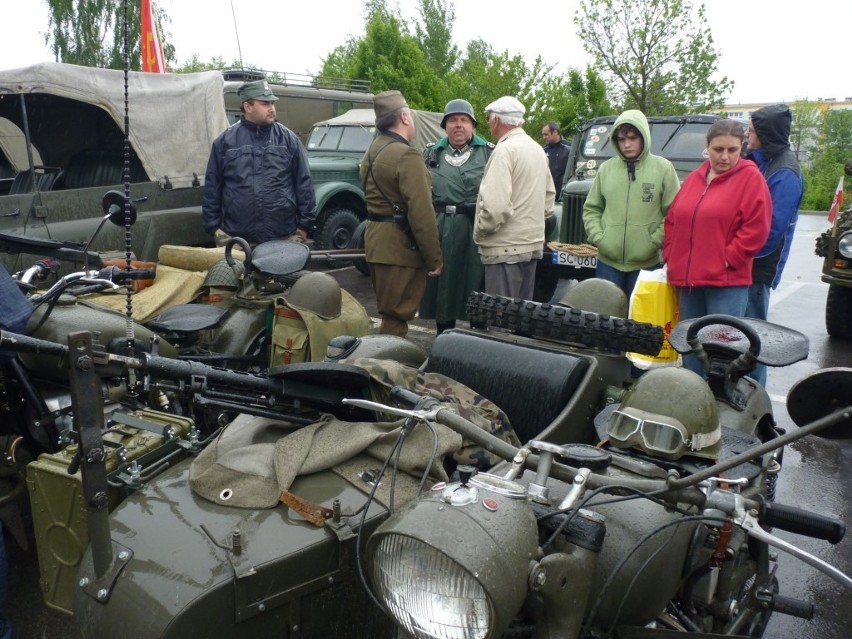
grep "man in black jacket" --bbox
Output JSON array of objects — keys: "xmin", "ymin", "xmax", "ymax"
[
  {"xmin": 542, "ymin": 121, "xmax": 571, "ymax": 199},
  {"xmin": 202, "ymin": 80, "xmax": 316, "ymax": 246}
]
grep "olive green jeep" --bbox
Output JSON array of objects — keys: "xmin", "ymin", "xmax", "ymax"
[
  {"xmin": 304, "ymin": 108, "xmax": 443, "ymax": 250},
  {"xmin": 815, "ymin": 183, "xmax": 852, "ymax": 338}
]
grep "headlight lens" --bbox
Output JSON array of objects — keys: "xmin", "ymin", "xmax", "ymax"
[
  {"xmin": 367, "ymin": 475, "xmax": 537, "ymax": 639},
  {"xmin": 838, "ymin": 232, "xmax": 852, "ymax": 259},
  {"xmin": 370, "ymin": 534, "xmax": 492, "ymax": 639}
]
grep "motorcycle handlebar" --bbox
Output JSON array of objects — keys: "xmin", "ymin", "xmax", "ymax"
[
  {"xmin": 760, "ymin": 501, "xmax": 847, "ymax": 545},
  {"xmin": 96, "ymin": 266, "xmax": 157, "ymax": 284}
]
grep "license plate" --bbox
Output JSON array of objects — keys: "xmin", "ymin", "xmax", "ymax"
[{"xmin": 551, "ymin": 251, "xmax": 597, "ymax": 268}]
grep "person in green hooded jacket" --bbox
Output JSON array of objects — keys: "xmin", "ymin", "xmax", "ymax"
[
  {"xmin": 582, "ymin": 109, "xmax": 680, "ymax": 298},
  {"xmin": 419, "ymin": 99, "xmax": 494, "ymax": 334}
]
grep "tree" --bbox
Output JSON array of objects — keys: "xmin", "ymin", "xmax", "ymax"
[
  {"xmin": 320, "ymin": 0, "xmax": 608, "ymax": 143},
  {"xmin": 413, "ymin": 0, "xmax": 460, "ymax": 79},
  {"xmin": 574, "ymin": 0, "xmax": 732, "ymax": 114},
  {"xmin": 790, "ymin": 100, "xmax": 822, "ymax": 163},
  {"xmin": 44, "ymin": 0, "xmax": 175, "ymax": 70}
]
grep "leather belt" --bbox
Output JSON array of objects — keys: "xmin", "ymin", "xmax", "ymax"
[
  {"xmin": 434, "ymin": 203, "xmax": 475, "ymax": 215},
  {"xmin": 367, "ymin": 213, "xmax": 394, "ymax": 222}
]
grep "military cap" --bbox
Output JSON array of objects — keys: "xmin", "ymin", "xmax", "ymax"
[
  {"xmin": 373, "ymin": 90, "xmax": 409, "ymax": 119},
  {"xmin": 238, "ymin": 80, "xmax": 278, "ymax": 102}
]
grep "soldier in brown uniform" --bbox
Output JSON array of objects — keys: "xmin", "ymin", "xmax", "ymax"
[{"xmin": 360, "ymin": 91, "xmax": 443, "ymax": 336}]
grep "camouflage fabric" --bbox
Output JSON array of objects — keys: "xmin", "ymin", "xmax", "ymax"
[{"xmin": 344, "ymin": 356, "xmax": 521, "ymax": 469}]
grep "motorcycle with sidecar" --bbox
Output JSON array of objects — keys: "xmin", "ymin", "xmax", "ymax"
[{"xmin": 2, "ymin": 274, "xmax": 848, "ymax": 638}]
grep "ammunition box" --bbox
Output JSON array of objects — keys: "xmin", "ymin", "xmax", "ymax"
[{"xmin": 25, "ymin": 408, "xmax": 194, "ymax": 614}]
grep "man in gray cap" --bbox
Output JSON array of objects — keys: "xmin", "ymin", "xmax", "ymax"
[
  {"xmin": 360, "ymin": 90, "xmax": 443, "ymax": 337},
  {"xmin": 474, "ymin": 96, "xmax": 555, "ymax": 300},
  {"xmin": 202, "ymin": 79, "xmax": 316, "ymax": 246}
]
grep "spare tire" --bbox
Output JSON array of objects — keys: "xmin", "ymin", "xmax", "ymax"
[{"xmin": 465, "ymin": 292, "xmax": 664, "ymax": 356}]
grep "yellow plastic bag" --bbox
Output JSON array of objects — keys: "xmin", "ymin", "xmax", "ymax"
[{"xmin": 627, "ymin": 267, "xmax": 680, "ymax": 369}]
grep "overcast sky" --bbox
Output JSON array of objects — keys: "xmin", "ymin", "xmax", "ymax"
[{"xmin": 1, "ymin": 0, "xmax": 848, "ymax": 106}]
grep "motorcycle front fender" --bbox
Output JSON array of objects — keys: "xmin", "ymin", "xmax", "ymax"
[{"xmin": 73, "ymin": 458, "xmax": 394, "ymax": 639}]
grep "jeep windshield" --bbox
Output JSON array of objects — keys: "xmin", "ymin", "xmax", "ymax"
[
  {"xmin": 307, "ymin": 122, "xmax": 375, "ymax": 152},
  {"xmin": 579, "ymin": 118, "xmax": 715, "ymax": 162}
]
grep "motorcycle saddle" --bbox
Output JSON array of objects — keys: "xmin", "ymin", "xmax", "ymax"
[
  {"xmin": 249, "ymin": 240, "xmax": 310, "ymax": 276},
  {"xmin": 147, "ymin": 304, "xmax": 229, "ymax": 335}
]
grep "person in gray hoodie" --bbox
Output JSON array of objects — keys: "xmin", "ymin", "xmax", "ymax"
[{"xmin": 582, "ymin": 110, "xmax": 680, "ymax": 298}]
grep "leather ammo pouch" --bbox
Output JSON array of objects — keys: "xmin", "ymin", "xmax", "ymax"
[{"xmin": 270, "ymin": 302, "xmax": 310, "ymax": 365}]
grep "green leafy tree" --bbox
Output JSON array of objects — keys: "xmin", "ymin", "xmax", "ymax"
[
  {"xmin": 790, "ymin": 100, "xmax": 823, "ymax": 163},
  {"xmin": 414, "ymin": 0, "xmax": 460, "ymax": 78},
  {"xmin": 574, "ymin": 0, "xmax": 732, "ymax": 114},
  {"xmin": 801, "ymin": 109, "xmax": 852, "ymax": 210},
  {"xmin": 44, "ymin": 0, "xmax": 175, "ymax": 70},
  {"xmin": 320, "ymin": 0, "xmax": 607, "ymax": 143}
]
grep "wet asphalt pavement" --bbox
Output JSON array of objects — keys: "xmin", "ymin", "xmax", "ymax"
[{"xmin": 7, "ymin": 213, "xmax": 851, "ymax": 638}]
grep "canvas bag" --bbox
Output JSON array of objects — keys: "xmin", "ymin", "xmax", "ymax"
[{"xmin": 627, "ymin": 266, "xmax": 680, "ymax": 369}]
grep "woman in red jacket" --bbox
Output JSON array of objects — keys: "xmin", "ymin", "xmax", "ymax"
[{"xmin": 663, "ymin": 119, "xmax": 771, "ymax": 375}]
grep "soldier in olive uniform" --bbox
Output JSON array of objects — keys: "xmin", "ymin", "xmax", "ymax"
[
  {"xmin": 419, "ymin": 99, "xmax": 494, "ymax": 334},
  {"xmin": 360, "ymin": 91, "xmax": 443, "ymax": 337}
]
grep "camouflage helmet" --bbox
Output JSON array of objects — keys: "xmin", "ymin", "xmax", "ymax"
[
  {"xmin": 285, "ymin": 271, "xmax": 342, "ymax": 319},
  {"xmin": 441, "ymin": 99, "xmax": 477, "ymax": 128},
  {"xmin": 560, "ymin": 278, "xmax": 628, "ymax": 317},
  {"xmin": 608, "ymin": 367, "xmax": 721, "ymax": 461},
  {"xmin": 202, "ymin": 258, "xmax": 244, "ymax": 290}
]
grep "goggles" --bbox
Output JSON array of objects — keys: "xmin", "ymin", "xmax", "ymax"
[{"xmin": 606, "ymin": 406, "xmax": 721, "ymax": 460}]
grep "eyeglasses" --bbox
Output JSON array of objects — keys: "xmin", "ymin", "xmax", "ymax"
[{"xmin": 607, "ymin": 407, "xmax": 692, "ymax": 459}]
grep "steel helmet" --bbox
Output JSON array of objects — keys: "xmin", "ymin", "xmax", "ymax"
[
  {"xmin": 285, "ymin": 271, "xmax": 342, "ymax": 319},
  {"xmin": 560, "ymin": 278, "xmax": 628, "ymax": 318},
  {"xmin": 202, "ymin": 258, "xmax": 244, "ymax": 290},
  {"xmin": 441, "ymin": 99, "xmax": 477, "ymax": 128},
  {"xmin": 608, "ymin": 367, "xmax": 721, "ymax": 461}
]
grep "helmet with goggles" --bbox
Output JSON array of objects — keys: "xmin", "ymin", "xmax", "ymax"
[{"xmin": 606, "ymin": 367, "xmax": 721, "ymax": 461}]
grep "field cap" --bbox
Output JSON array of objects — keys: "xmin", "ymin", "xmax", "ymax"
[
  {"xmin": 485, "ymin": 96, "xmax": 526, "ymax": 118},
  {"xmin": 238, "ymin": 80, "xmax": 278, "ymax": 102},
  {"xmin": 373, "ymin": 90, "xmax": 409, "ymax": 119}
]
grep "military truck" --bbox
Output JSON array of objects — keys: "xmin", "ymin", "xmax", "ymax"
[
  {"xmin": 0, "ymin": 63, "xmax": 382, "ymax": 269},
  {"xmin": 0, "ymin": 62, "xmax": 227, "ymax": 271},
  {"xmin": 535, "ymin": 114, "xmax": 721, "ymax": 301},
  {"xmin": 220, "ymin": 68, "xmax": 374, "ymax": 144},
  {"xmin": 304, "ymin": 108, "xmax": 443, "ymax": 250}
]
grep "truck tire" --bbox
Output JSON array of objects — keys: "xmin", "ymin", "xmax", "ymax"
[
  {"xmin": 466, "ymin": 292, "xmax": 664, "ymax": 356},
  {"xmin": 317, "ymin": 208, "xmax": 360, "ymax": 251},
  {"xmin": 349, "ymin": 219, "xmax": 370, "ymax": 276},
  {"xmin": 825, "ymin": 284, "xmax": 852, "ymax": 339}
]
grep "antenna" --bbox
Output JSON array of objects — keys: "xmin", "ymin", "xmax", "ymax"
[{"xmin": 230, "ymin": 0, "xmax": 245, "ymax": 71}]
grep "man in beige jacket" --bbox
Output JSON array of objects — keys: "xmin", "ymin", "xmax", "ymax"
[{"xmin": 474, "ymin": 96, "xmax": 555, "ymax": 300}]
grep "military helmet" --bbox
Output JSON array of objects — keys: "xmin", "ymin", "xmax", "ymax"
[
  {"xmin": 608, "ymin": 367, "xmax": 721, "ymax": 461},
  {"xmin": 441, "ymin": 99, "xmax": 477, "ymax": 129},
  {"xmin": 560, "ymin": 278, "xmax": 628, "ymax": 318},
  {"xmin": 285, "ymin": 271, "xmax": 342, "ymax": 319},
  {"xmin": 202, "ymin": 258, "xmax": 244, "ymax": 290}
]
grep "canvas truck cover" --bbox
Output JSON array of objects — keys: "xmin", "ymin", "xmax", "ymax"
[
  {"xmin": 311, "ymin": 108, "xmax": 444, "ymax": 153},
  {"xmin": 0, "ymin": 62, "xmax": 229, "ymax": 189}
]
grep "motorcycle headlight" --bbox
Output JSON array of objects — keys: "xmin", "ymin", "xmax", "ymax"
[
  {"xmin": 366, "ymin": 474, "xmax": 537, "ymax": 639},
  {"xmin": 838, "ymin": 232, "xmax": 852, "ymax": 259}
]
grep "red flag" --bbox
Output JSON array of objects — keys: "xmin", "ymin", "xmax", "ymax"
[
  {"xmin": 141, "ymin": 0, "xmax": 167, "ymax": 73},
  {"xmin": 828, "ymin": 176, "xmax": 844, "ymax": 224}
]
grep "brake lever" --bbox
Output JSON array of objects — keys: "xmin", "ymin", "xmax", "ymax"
[{"xmin": 341, "ymin": 397, "xmax": 443, "ymax": 423}]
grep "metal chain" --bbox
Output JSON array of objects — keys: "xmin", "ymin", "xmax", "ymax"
[{"xmin": 122, "ymin": 0, "xmax": 135, "ymax": 351}]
